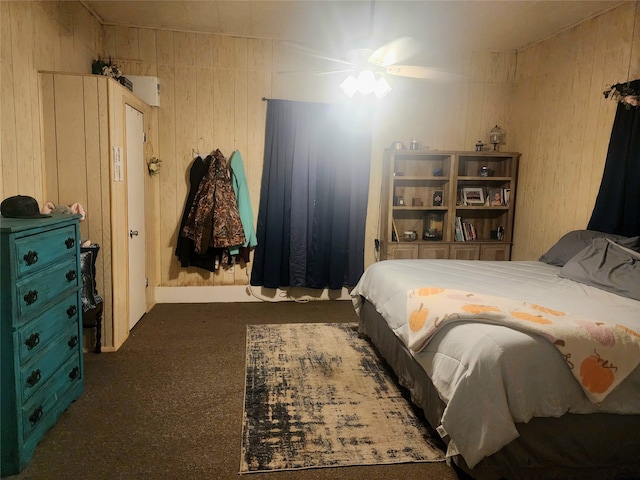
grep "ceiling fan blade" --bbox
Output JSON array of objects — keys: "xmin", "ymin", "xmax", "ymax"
[
  {"xmin": 284, "ymin": 42, "xmax": 355, "ymax": 67},
  {"xmin": 386, "ymin": 65, "xmax": 466, "ymax": 82},
  {"xmin": 275, "ymin": 68, "xmax": 356, "ymax": 77},
  {"xmin": 367, "ymin": 36, "xmax": 421, "ymax": 67}
]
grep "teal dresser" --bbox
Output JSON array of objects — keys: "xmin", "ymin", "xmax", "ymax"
[{"xmin": 1, "ymin": 215, "xmax": 84, "ymax": 476}]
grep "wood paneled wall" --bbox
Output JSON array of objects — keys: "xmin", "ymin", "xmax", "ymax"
[
  {"xmin": 510, "ymin": 1, "xmax": 640, "ymax": 260},
  {"xmin": 40, "ymin": 73, "xmax": 113, "ymax": 348},
  {"xmin": 1, "ymin": 1, "xmax": 101, "ymax": 203},
  {"xmin": 105, "ymin": 26, "xmax": 518, "ymax": 284},
  {"xmin": 104, "ymin": 29, "xmax": 275, "ymax": 286}
]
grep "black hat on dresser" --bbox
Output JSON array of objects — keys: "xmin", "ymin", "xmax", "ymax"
[{"xmin": 1, "ymin": 195, "xmax": 51, "ymax": 219}]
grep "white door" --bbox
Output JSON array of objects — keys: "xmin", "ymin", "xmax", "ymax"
[{"xmin": 126, "ymin": 104, "xmax": 146, "ymax": 330}]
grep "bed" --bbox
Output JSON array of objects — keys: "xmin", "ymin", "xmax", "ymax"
[{"xmin": 351, "ymin": 231, "xmax": 640, "ymax": 480}]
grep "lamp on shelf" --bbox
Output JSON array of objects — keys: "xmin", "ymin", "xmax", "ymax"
[
  {"xmin": 340, "ymin": 69, "xmax": 392, "ymax": 99},
  {"xmin": 489, "ymin": 125, "xmax": 504, "ymax": 151}
]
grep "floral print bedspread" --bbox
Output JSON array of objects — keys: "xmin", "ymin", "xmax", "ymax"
[{"xmin": 407, "ymin": 287, "xmax": 640, "ymax": 403}]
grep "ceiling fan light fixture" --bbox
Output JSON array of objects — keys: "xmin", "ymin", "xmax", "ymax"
[
  {"xmin": 356, "ymin": 69, "xmax": 376, "ymax": 94},
  {"xmin": 340, "ymin": 70, "xmax": 392, "ymax": 99},
  {"xmin": 374, "ymin": 77, "xmax": 392, "ymax": 99},
  {"xmin": 339, "ymin": 75, "xmax": 359, "ymax": 97}
]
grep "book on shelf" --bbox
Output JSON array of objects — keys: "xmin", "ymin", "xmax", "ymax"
[
  {"xmin": 454, "ymin": 217, "xmax": 465, "ymax": 241},
  {"xmin": 503, "ymin": 189, "xmax": 511, "ymax": 206},
  {"xmin": 463, "ymin": 221, "xmax": 471, "ymax": 240},
  {"xmin": 464, "ymin": 221, "xmax": 476, "ymax": 241},
  {"xmin": 455, "ymin": 216, "xmax": 477, "ymax": 241}
]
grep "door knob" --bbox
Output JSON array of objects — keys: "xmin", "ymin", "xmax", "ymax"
[{"xmin": 129, "ymin": 230, "xmax": 139, "ymax": 238}]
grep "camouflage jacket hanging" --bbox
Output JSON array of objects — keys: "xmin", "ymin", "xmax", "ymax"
[{"xmin": 181, "ymin": 149, "xmax": 246, "ymax": 253}]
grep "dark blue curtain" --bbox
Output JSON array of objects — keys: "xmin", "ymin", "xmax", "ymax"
[
  {"xmin": 250, "ymin": 99, "xmax": 372, "ymax": 289},
  {"xmin": 588, "ymin": 79, "xmax": 640, "ymax": 237}
]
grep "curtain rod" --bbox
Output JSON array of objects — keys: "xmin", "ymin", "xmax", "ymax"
[{"xmin": 261, "ymin": 98, "xmax": 331, "ymax": 105}]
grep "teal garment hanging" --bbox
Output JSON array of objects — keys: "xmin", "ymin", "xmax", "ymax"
[{"xmin": 229, "ymin": 150, "xmax": 257, "ymax": 256}]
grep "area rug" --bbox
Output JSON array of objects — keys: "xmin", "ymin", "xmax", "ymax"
[{"xmin": 240, "ymin": 322, "xmax": 445, "ymax": 473}]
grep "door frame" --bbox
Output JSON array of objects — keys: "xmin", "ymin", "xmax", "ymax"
[
  {"xmin": 125, "ymin": 103, "xmax": 147, "ymax": 330},
  {"xmin": 108, "ymin": 81, "xmax": 156, "ymax": 350}
]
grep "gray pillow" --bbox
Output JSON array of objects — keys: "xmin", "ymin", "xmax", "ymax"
[
  {"xmin": 538, "ymin": 230, "xmax": 637, "ymax": 266},
  {"xmin": 559, "ymin": 238, "xmax": 640, "ymax": 301}
]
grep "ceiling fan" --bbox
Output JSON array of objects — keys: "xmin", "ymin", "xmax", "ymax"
[{"xmin": 281, "ymin": 0, "xmax": 463, "ymax": 97}]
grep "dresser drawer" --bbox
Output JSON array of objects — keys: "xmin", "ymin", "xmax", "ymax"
[
  {"xmin": 14, "ymin": 225, "xmax": 77, "ymax": 278},
  {"xmin": 20, "ymin": 352, "xmax": 82, "ymax": 442},
  {"xmin": 15, "ymin": 258, "xmax": 79, "ymax": 323},
  {"xmin": 19, "ymin": 324, "xmax": 80, "ymax": 403},
  {"xmin": 16, "ymin": 292, "xmax": 80, "ymax": 365}
]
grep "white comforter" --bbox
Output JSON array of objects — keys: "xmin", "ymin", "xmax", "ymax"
[{"xmin": 351, "ymin": 259, "xmax": 640, "ymax": 468}]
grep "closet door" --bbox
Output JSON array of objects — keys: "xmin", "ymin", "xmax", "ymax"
[{"xmin": 125, "ymin": 104, "xmax": 146, "ymax": 330}]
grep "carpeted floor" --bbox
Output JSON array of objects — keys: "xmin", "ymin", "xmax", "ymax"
[{"xmin": 8, "ymin": 301, "xmax": 463, "ymax": 480}]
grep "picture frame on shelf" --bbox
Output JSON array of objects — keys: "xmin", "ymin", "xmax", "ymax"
[
  {"xmin": 462, "ymin": 187, "xmax": 485, "ymax": 205},
  {"xmin": 432, "ymin": 190, "xmax": 444, "ymax": 206},
  {"xmin": 488, "ymin": 188, "xmax": 504, "ymax": 206}
]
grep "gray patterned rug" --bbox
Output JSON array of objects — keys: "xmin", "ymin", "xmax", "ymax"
[{"xmin": 240, "ymin": 323, "xmax": 445, "ymax": 473}]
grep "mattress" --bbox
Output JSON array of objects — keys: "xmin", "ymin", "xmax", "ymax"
[{"xmin": 351, "ymin": 259, "xmax": 640, "ymax": 468}]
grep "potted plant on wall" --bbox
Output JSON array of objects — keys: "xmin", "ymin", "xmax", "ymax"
[{"xmin": 92, "ymin": 57, "xmax": 133, "ymax": 91}]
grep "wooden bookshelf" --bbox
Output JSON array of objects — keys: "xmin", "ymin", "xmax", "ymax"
[{"xmin": 380, "ymin": 149, "xmax": 519, "ymax": 261}]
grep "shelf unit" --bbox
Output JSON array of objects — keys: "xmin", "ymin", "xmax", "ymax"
[{"xmin": 380, "ymin": 149, "xmax": 519, "ymax": 261}]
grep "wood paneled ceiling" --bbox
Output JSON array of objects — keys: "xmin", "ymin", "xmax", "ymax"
[{"xmin": 83, "ymin": 0, "xmax": 624, "ymax": 59}]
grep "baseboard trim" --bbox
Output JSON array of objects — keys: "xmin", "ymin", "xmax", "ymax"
[{"xmin": 154, "ymin": 285, "xmax": 352, "ymax": 303}]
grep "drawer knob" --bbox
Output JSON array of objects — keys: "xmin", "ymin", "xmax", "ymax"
[
  {"xmin": 69, "ymin": 366, "xmax": 80, "ymax": 380},
  {"xmin": 67, "ymin": 305, "xmax": 77, "ymax": 317},
  {"xmin": 68, "ymin": 335, "xmax": 78, "ymax": 348},
  {"xmin": 29, "ymin": 406, "xmax": 44, "ymax": 426},
  {"xmin": 66, "ymin": 269, "xmax": 77, "ymax": 282},
  {"xmin": 65, "ymin": 237, "xmax": 75, "ymax": 249},
  {"xmin": 25, "ymin": 332, "xmax": 40, "ymax": 350},
  {"xmin": 23, "ymin": 250, "xmax": 39, "ymax": 266},
  {"xmin": 24, "ymin": 290, "xmax": 38, "ymax": 305},
  {"xmin": 26, "ymin": 369, "xmax": 42, "ymax": 388}
]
